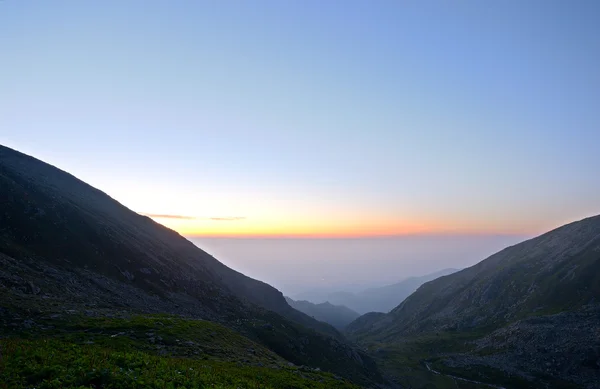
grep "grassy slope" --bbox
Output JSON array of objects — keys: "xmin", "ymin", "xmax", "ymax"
[
  {"xmin": 0, "ymin": 312, "xmax": 361, "ymax": 389},
  {"xmin": 362, "ymin": 332, "xmax": 498, "ymax": 389},
  {"xmin": 0, "ymin": 285, "xmax": 383, "ymax": 388}
]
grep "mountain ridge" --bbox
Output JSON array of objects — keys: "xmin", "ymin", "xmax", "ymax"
[
  {"xmin": 296, "ymin": 268, "xmax": 459, "ymax": 315},
  {"xmin": 285, "ymin": 297, "xmax": 361, "ymax": 329},
  {"xmin": 0, "ymin": 144, "xmax": 383, "ymax": 386},
  {"xmin": 347, "ymin": 214, "xmax": 600, "ymax": 388}
]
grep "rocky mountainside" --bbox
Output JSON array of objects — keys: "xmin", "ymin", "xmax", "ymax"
[
  {"xmin": 347, "ymin": 215, "xmax": 600, "ymax": 388},
  {"xmin": 285, "ymin": 297, "xmax": 360, "ymax": 329},
  {"xmin": 324, "ymin": 268, "xmax": 458, "ymax": 314},
  {"xmin": 0, "ymin": 145, "xmax": 383, "ymax": 386}
]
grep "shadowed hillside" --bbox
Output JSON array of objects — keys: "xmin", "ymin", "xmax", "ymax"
[
  {"xmin": 347, "ymin": 216, "xmax": 600, "ymax": 388},
  {"xmin": 0, "ymin": 144, "xmax": 383, "ymax": 387}
]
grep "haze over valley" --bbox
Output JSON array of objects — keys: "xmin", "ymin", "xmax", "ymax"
[
  {"xmin": 2, "ymin": 1, "xmax": 600, "ymax": 388},
  {"xmin": 192, "ymin": 235, "xmax": 527, "ymax": 298}
]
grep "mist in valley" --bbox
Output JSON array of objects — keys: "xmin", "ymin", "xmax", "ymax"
[{"xmin": 191, "ymin": 234, "xmax": 529, "ymax": 300}]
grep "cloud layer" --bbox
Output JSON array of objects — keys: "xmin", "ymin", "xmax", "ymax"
[
  {"xmin": 208, "ymin": 217, "xmax": 247, "ymax": 221},
  {"xmin": 143, "ymin": 213, "xmax": 246, "ymax": 221},
  {"xmin": 143, "ymin": 213, "xmax": 196, "ymax": 220}
]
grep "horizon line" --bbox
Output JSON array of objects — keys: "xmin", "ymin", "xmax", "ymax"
[{"xmin": 183, "ymin": 231, "xmax": 536, "ymax": 239}]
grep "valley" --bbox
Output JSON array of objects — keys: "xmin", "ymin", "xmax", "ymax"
[
  {"xmin": 2, "ymin": 1, "xmax": 599, "ymax": 387},
  {"xmin": 1, "ymin": 145, "xmax": 599, "ymax": 388}
]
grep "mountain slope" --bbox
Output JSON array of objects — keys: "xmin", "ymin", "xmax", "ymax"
[
  {"xmin": 350, "ymin": 268, "xmax": 459, "ymax": 314},
  {"xmin": 347, "ymin": 216, "xmax": 600, "ymax": 388},
  {"xmin": 285, "ymin": 297, "xmax": 361, "ymax": 329},
  {"xmin": 0, "ymin": 144, "xmax": 383, "ymax": 386},
  {"xmin": 1, "ymin": 311, "xmax": 363, "ymax": 389},
  {"xmin": 0, "ymin": 144, "xmax": 334, "ymax": 333}
]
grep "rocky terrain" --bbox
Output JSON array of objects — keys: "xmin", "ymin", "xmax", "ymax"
[
  {"xmin": 0, "ymin": 144, "xmax": 384, "ymax": 387},
  {"xmin": 461, "ymin": 304, "xmax": 600, "ymax": 385},
  {"xmin": 347, "ymin": 215, "xmax": 600, "ymax": 388}
]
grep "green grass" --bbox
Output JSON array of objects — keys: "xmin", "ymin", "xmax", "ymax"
[
  {"xmin": 428, "ymin": 360, "xmax": 580, "ymax": 389},
  {"xmin": 0, "ymin": 314, "xmax": 361, "ymax": 389},
  {"xmin": 359, "ymin": 332, "xmax": 520, "ymax": 389},
  {"xmin": 360, "ymin": 334, "xmax": 485, "ymax": 389},
  {"xmin": 428, "ymin": 360, "xmax": 534, "ymax": 388},
  {"xmin": 360, "ymin": 329, "xmax": 586, "ymax": 389},
  {"xmin": 65, "ymin": 314, "xmax": 281, "ymax": 364},
  {"xmin": 0, "ymin": 338, "xmax": 358, "ymax": 389},
  {"xmin": 0, "ymin": 290, "xmax": 382, "ymax": 387}
]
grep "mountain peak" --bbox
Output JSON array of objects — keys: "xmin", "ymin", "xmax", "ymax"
[{"xmin": 0, "ymin": 144, "xmax": 383, "ymax": 386}]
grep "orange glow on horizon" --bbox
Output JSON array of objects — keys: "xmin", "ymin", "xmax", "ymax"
[
  {"xmin": 146, "ymin": 214, "xmax": 536, "ymax": 238},
  {"xmin": 180, "ymin": 228, "xmax": 535, "ymax": 239}
]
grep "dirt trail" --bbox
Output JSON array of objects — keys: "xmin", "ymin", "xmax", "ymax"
[{"xmin": 424, "ymin": 362, "xmax": 507, "ymax": 389}]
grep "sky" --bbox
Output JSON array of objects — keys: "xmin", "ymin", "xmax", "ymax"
[{"xmin": 2, "ymin": 0, "xmax": 600, "ymax": 238}]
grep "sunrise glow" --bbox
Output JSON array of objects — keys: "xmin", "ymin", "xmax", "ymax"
[{"xmin": 146, "ymin": 214, "xmax": 540, "ymax": 238}]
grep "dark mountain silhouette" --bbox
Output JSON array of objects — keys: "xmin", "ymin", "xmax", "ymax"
[
  {"xmin": 0, "ymin": 144, "xmax": 382, "ymax": 386},
  {"xmin": 347, "ymin": 215, "xmax": 600, "ymax": 388},
  {"xmin": 285, "ymin": 297, "xmax": 360, "ymax": 329}
]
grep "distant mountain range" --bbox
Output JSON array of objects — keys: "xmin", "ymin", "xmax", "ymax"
[
  {"xmin": 294, "ymin": 268, "xmax": 459, "ymax": 314},
  {"xmin": 285, "ymin": 297, "xmax": 360, "ymax": 329},
  {"xmin": 347, "ymin": 215, "xmax": 600, "ymax": 388}
]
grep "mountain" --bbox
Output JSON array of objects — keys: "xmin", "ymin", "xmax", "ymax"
[
  {"xmin": 0, "ymin": 144, "xmax": 383, "ymax": 387},
  {"xmin": 293, "ymin": 285, "xmax": 367, "ymax": 304},
  {"xmin": 298, "ymin": 269, "xmax": 458, "ymax": 314},
  {"xmin": 347, "ymin": 216, "xmax": 600, "ymax": 388},
  {"xmin": 285, "ymin": 297, "xmax": 361, "ymax": 329}
]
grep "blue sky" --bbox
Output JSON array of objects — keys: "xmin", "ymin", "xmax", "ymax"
[{"xmin": 2, "ymin": 0, "xmax": 599, "ymax": 236}]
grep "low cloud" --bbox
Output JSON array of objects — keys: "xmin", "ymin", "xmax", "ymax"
[
  {"xmin": 208, "ymin": 217, "xmax": 247, "ymax": 221},
  {"xmin": 143, "ymin": 213, "xmax": 196, "ymax": 220},
  {"xmin": 143, "ymin": 213, "xmax": 246, "ymax": 222}
]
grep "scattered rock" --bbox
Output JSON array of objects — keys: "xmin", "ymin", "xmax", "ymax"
[
  {"xmin": 121, "ymin": 270, "xmax": 135, "ymax": 282},
  {"xmin": 22, "ymin": 319, "xmax": 35, "ymax": 329},
  {"xmin": 27, "ymin": 281, "xmax": 40, "ymax": 295}
]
